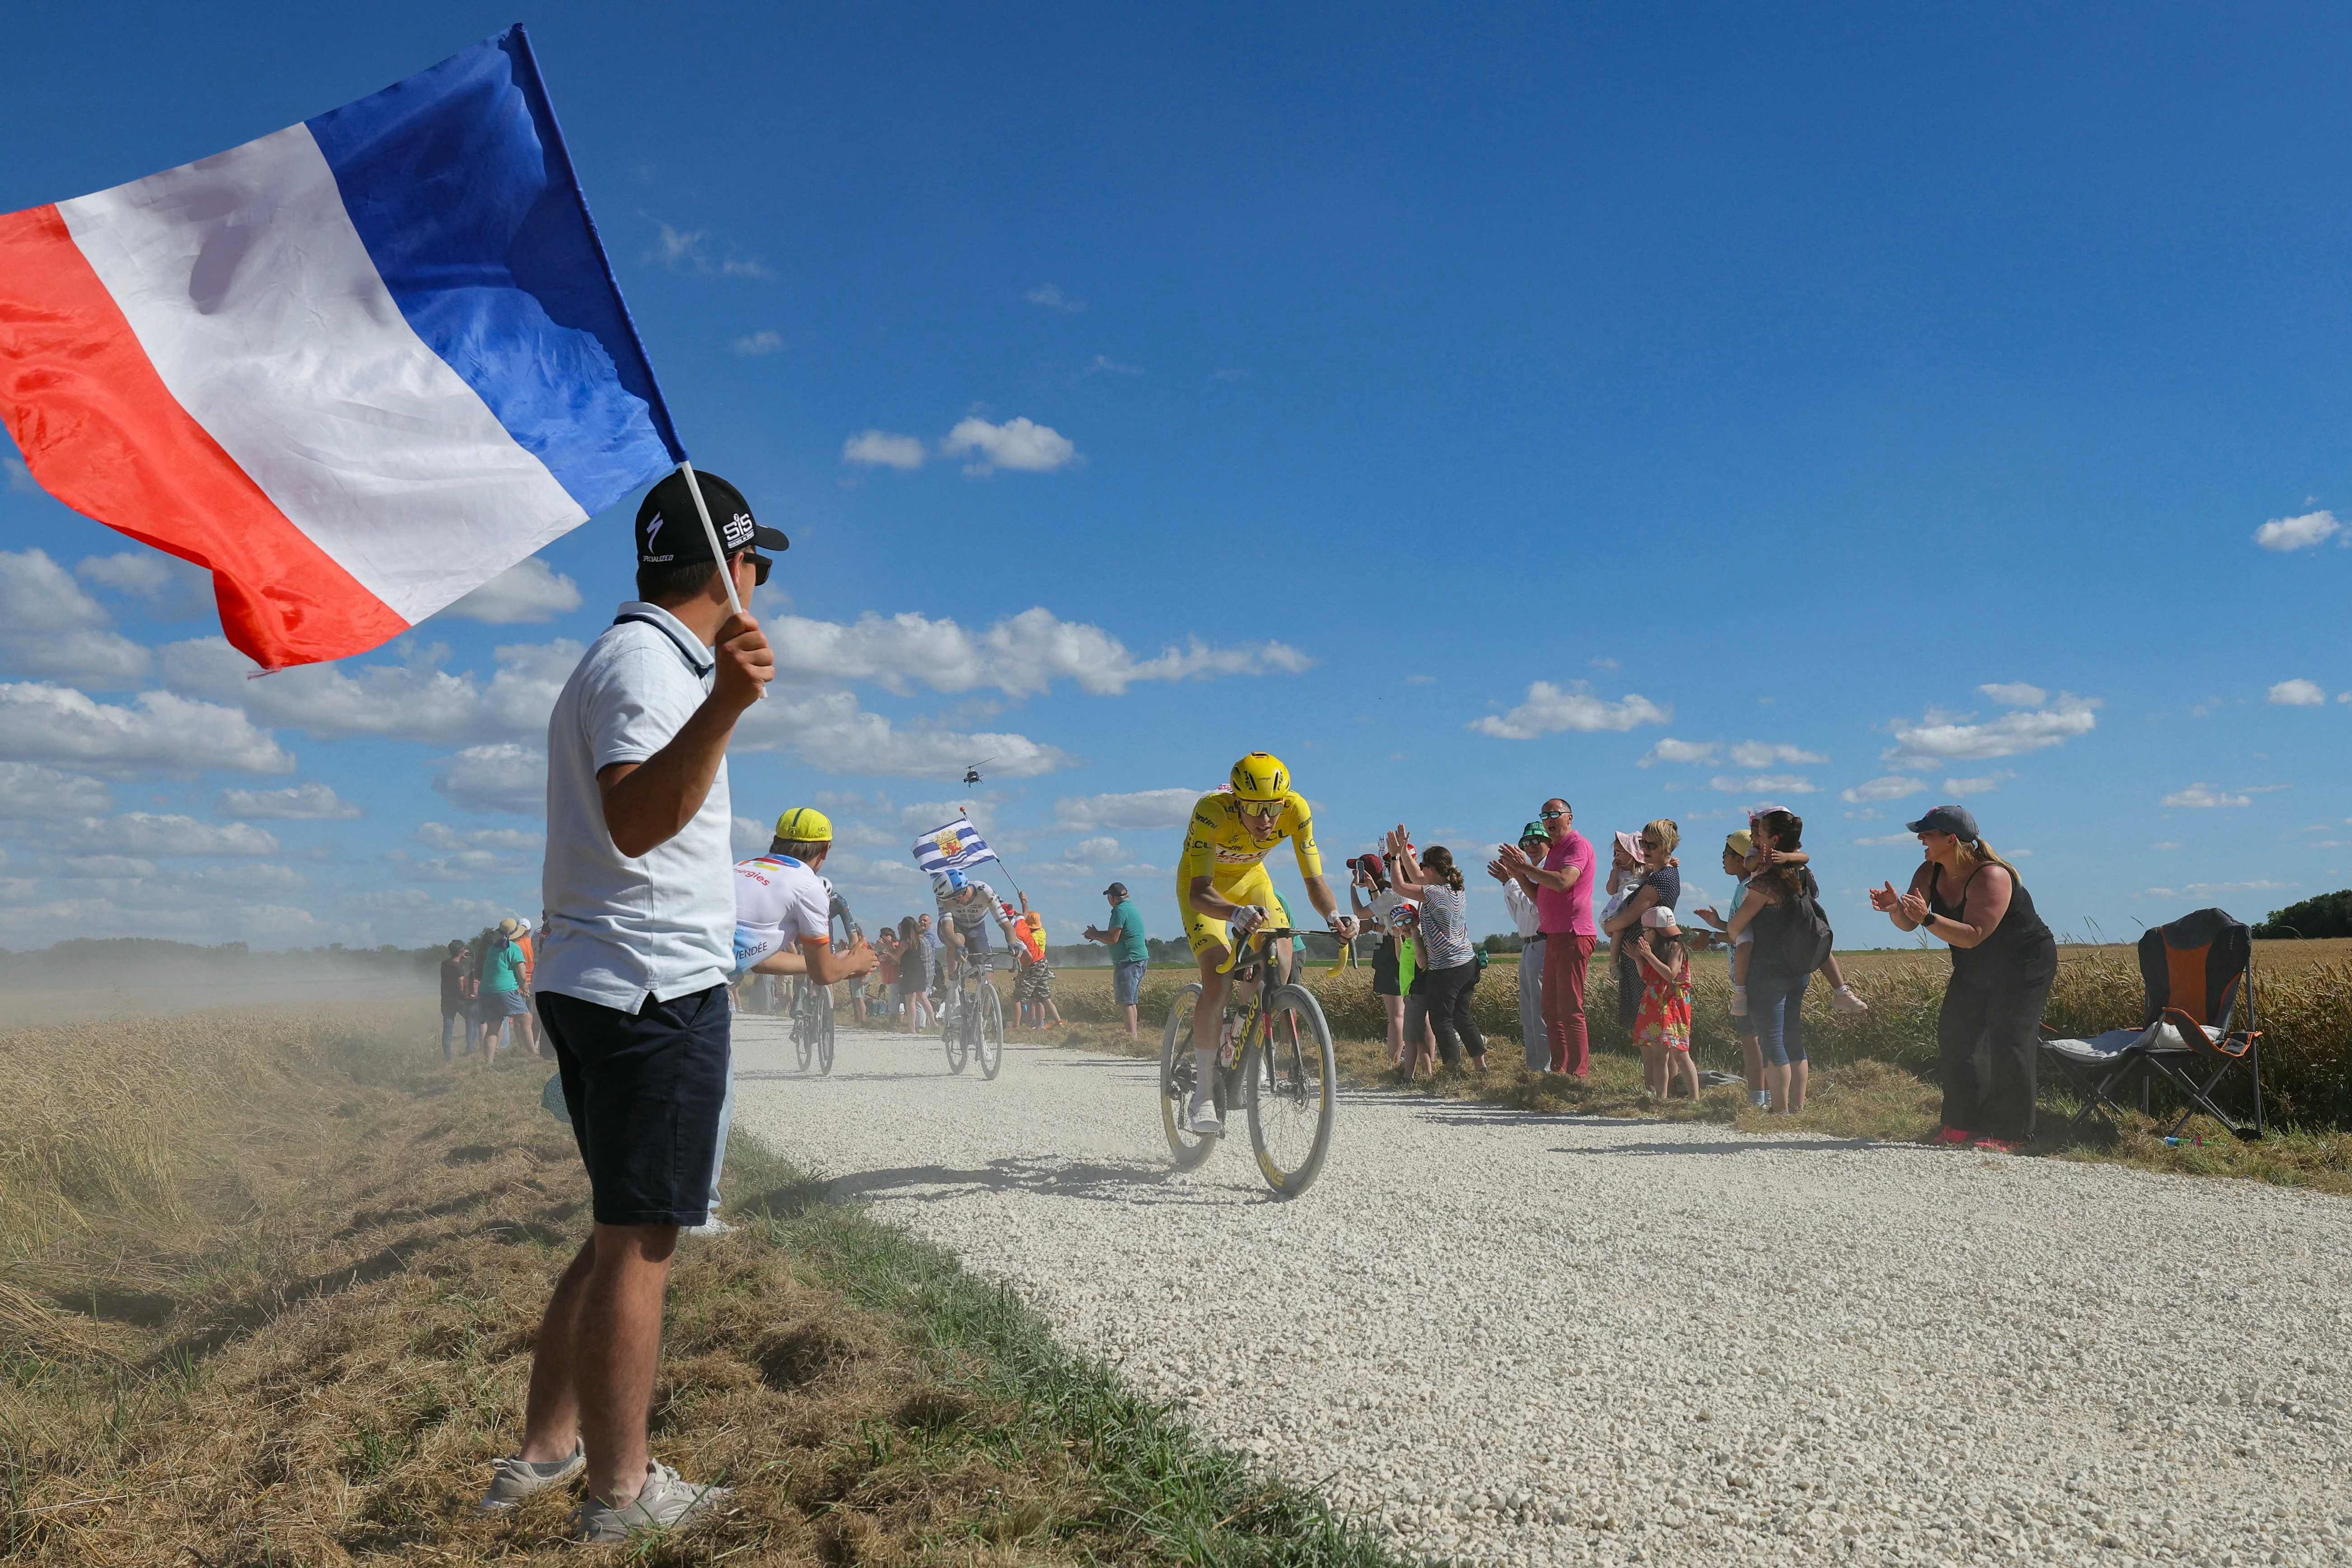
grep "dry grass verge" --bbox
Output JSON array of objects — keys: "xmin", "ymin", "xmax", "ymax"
[{"xmin": 0, "ymin": 1003, "xmax": 1406, "ymax": 1566}]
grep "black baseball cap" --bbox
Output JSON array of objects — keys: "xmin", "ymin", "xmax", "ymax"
[
  {"xmin": 1103, "ymin": 882, "xmax": 1129, "ymax": 897},
  {"xmin": 635, "ymin": 469, "xmax": 788, "ymax": 568},
  {"xmin": 1905, "ymin": 804, "xmax": 1979, "ymax": 840}
]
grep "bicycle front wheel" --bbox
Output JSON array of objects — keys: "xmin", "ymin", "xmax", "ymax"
[
  {"xmin": 943, "ymin": 986, "xmax": 969, "ymax": 1075},
  {"xmin": 1247, "ymin": 982, "xmax": 1337, "ymax": 1198},
  {"xmin": 815, "ymin": 983, "xmax": 836, "ymax": 1076},
  {"xmin": 1158, "ymin": 982, "xmax": 1219, "ymax": 1170},
  {"xmin": 977, "ymin": 979, "xmax": 1004, "ymax": 1080}
]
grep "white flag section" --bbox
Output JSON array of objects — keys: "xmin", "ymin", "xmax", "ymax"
[{"xmin": 912, "ymin": 819, "xmax": 998, "ymax": 876}]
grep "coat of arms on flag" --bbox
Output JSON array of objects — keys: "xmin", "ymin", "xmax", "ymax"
[{"xmin": 912, "ymin": 818, "xmax": 997, "ymax": 876}]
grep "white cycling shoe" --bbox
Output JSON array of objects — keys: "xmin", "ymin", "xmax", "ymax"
[{"xmin": 1187, "ymin": 1096, "xmax": 1224, "ymax": 1135}]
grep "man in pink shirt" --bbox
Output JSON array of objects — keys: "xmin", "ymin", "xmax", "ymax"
[{"xmin": 1497, "ymin": 797, "xmax": 1597, "ymax": 1074}]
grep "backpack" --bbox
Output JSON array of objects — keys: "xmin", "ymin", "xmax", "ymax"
[{"xmin": 1758, "ymin": 883, "xmax": 1833, "ymax": 977}]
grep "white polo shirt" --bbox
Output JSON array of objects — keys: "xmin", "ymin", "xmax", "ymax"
[{"xmin": 536, "ymin": 601, "xmax": 733, "ymax": 1012}]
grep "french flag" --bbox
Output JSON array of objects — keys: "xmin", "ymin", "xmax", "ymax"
[{"xmin": 0, "ymin": 26, "xmax": 681, "ymax": 670}]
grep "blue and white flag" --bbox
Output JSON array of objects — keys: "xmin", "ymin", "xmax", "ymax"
[{"xmin": 913, "ymin": 818, "xmax": 997, "ymax": 876}]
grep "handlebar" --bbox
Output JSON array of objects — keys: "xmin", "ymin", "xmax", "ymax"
[{"xmin": 1217, "ymin": 925, "xmax": 1330, "ymax": 976}]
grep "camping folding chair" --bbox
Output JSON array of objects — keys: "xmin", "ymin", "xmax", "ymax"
[{"xmin": 2039, "ymin": 907, "xmax": 2265, "ymax": 1142}]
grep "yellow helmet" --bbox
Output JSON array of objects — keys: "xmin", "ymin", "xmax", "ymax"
[
  {"xmin": 1227, "ymin": 752, "xmax": 1291, "ymax": 802},
  {"xmin": 772, "ymin": 806, "xmax": 834, "ymax": 843}
]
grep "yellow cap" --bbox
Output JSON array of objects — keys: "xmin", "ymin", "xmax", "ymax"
[
  {"xmin": 1228, "ymin": 751, "xmax": 1290, "ymax": 802},
  {"xmin": 773, "ymin": 806, "xmax": 834, "ymax": 843},
  {"xmin": 1725, "ymin": 828, "xmax": 1753, "ymax": 857}
]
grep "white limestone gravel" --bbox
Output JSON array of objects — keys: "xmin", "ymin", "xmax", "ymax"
[{"xmin": 729, "ymin": 1019, "xmax": 2352, "ymax": 1566}]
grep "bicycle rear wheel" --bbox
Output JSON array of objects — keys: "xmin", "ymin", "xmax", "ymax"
[
  {"xmin": 792, "ymin": 981, "xmax": 813, "ymax": 1072},
  {"xmin": 815, "ymin": 983, "xmax": 836, "ymax": 1075},
  {"xmin": 1246, "ymin": 982, "xmax": 1337, "ymax": 1197},
  {"xmin": 977, "ymin": 978, "xmax": 1004, "ymax": 1079},
  {"xmin": 1158, "ymin": 983, "xmax": 1220, "ymax": 1170}
]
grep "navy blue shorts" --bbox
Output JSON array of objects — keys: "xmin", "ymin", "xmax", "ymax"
[{"xmin": 537, "ymin": 985, "xmax": 730, "ymax": 1228}]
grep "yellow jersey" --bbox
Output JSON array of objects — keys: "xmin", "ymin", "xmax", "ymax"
[{"xmin": 1179, "ymin": 788, "xmax": 1322, "ymax": 890}]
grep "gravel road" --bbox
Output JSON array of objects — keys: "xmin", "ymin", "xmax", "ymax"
[{"xmin": 730, "ymin": 1019, "xmax": 2352, "ymax": 1566}]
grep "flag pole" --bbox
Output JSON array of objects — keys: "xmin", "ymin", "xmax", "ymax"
[{"xmin": 675, "ymin": 459, "xmax": 764, "ymax": 701}]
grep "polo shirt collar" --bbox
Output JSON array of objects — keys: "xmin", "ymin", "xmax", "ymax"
[{"xmin": 613, "ymin": 600, "xmax": 714, "ymax": 677}]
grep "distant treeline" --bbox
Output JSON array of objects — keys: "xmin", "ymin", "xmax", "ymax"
[{"xmin": 2255, "ymin": 890, "xmax": 2352, "ymax": 941}]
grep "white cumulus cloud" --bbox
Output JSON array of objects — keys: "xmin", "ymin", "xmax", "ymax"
[
  {"xmin": 1709, "ymin": 774, "xmax": 1816, "ymax": 795},
  {"xmin": 0, "ymin": 682, "xmax": 290, "ymax": 773},
  {"xmin": 76, "ymin": 551, "xmax": 215, "ymax": 618},
  {"xmin": 942, "ymin": 416, "xmax": 1078, "ymax": 475},
  {"xmin": 164, "ymin": 636, "xmax": 578, "ymax": 745},
  {"xmin": 434, "ymin": 744, "xmax": 546, "ymax": 816},
  {"xmin": 1841, "ymin": 776, "xmax": 1926, "ymax": 804},
  {"xmin": 440, "ymin": 559, "xmax": 582, "ymax": 625},
  {"xmin": 732, "ymin": 330, "xmax": 784, "ymax": 356},
  {"xmin": 767, "ymin": 607, "xmax": 1309, "ymax": 698},
  {"xmin": 1054, "ymin": 788, "xmax": 1203, "ymax": 831},
  {"xmin": 1727, "ymin": 740, "xmax": 1827, "ymax": 768},
  {"xmin": 1978, "ymin": 682, "xmax": 2049, "ymax": 708},
  {"xmin": 2252, "ymin": 509, "xmax": 2339, "ymax": 551},
  {"xmin": 66, "ymin": 813, "xmax": 279, "ymax": 856},
  {"xmin": 2268, "ymin": 678, "xmax": 2327, "ymax": 707},
  {"xmin": 1638, "ymin": 739, "xmax": 1716, "ymax": 767},
  {"xmin": 2161, "ymin": 783, "xmax": 2252, "ymax": 808},
  {"xmin": 418, "ymin": 821, "xmax": 542, "ymax": 852},
  {"xmin": 731, "ymin": 688, "xmax": 1070, "ymax": 780},
  {"xmin": 1065, "ymin": 836, "xmax": 1123, "ymax": 865},
  {"xmin": 216, "ymin": 782, "xmax": 362, "ymax": 820},
  {"xmin": 1025, "ymin": 283, "xmax": 1085, "ymax": 312},
  {"xmin": 0, "ymin": 549, "xmax": 151, "ymax": 684},
  {"xmin": 3, "ymin": 456, "xmax": 34, "ymax": 494},
  {"xmin": 841, "ymin": 430, "xmax": 929, "ymax": 470},
  {"xmin": 1883, "ymin": 692, "xmax": 2099, "ymax": 765},
  {"xmin": 1471, "ymin": 682, "xmax": 1670, "ymax": 740},
  {"xmin": 1943, "ymin": 773, "xmax": 2012, "ymax": 797}
]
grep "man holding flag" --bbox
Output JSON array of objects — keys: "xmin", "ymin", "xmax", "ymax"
[{"xmin": 500, "ymin": 467, "xmax": 779, "ymax": 1541}]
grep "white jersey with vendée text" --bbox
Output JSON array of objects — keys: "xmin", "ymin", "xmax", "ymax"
[{"xmin": 732, "ymin": 853, "xmax": 833, "ymax": 972}]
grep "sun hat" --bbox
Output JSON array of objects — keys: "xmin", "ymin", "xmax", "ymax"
[
  {"xmin": 497, "ymin": 916, "xmax": 524, "ymax": 937},
  {"xmin": 1640, "ymin": 905, "xmax": 1680, "ymax": 930},
  {"xmin": 1613, "ymin": 830, "xmax": 1642, "ymax": 861},
  {"xmin": 1519, "ymin": 820, "xmax": 1548, "ymax": 843},
  {"xmin": 1905, "ymin": 804, "xmax": 1980, "ymax": 840},
  {"xmin": 1725, "ymin": 827, "xmax": 1753, "ymax": 857}
]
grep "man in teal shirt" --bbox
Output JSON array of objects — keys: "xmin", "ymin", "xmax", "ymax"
[{"xmin": 1083, "ymin": 881, "xmax": 1150, "ymax": 1040}]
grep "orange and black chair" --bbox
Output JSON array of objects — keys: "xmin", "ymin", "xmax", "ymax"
[{"xmin": 2039, "ymin": 907, "xmax": 2265, "ymax": 1142}]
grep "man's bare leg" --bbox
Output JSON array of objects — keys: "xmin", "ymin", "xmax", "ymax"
[
  {"xmin": 569, "ymin": 1223, "xmax": 678, "ymax": 1504},
  {"xmin": 516, "ymin": 1239, "xmax": 596, "ymax": 1463}
]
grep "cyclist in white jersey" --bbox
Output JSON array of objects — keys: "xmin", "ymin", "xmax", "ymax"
[
  {"xmin": 733, "ymin": 807, "xmax": 874, "ymax": 985},
  {"xmin": 931, "ymin": 868, "xmax": 1018, "ymax": 995}
]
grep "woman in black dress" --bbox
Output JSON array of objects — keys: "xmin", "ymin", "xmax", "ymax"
[{"xmin": 1869, "ymin": 804, "xmax": 2057, "ymax": 1151}]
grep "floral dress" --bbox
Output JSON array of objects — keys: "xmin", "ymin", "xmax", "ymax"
[{"xmin": 1633, "ymin": 955, "xmax": 1693, "ymax": 1053}]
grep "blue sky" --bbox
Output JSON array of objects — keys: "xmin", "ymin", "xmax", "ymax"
[{"xmin": 3, "ymin": 0, "xmax": 2349, "ymax": 951}]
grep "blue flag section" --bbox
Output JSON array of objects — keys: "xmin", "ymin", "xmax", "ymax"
[{"xmin": 304, "ymin": 24, "xmax": 685, "ymax": 514}]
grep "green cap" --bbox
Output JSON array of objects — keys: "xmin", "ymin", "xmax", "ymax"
[{"xmin": 1519, "ymin": 820, "xmax": 1549, "ymax": 842}]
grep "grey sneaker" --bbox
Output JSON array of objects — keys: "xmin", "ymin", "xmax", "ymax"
[
  {"xmin": 574, "ymin": 1461, "xmax": 731, "ymax": 1544},
  {"xmin": 478, "ymin": 1442, "xmax": 584, "ymax": 1512},
  {"xmin": 682, "ymin": 1216, "xmax": 734, "ymax": 1239}
]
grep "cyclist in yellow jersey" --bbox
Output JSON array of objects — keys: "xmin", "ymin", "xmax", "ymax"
[{"xmin": 1177, "ymin": 751, "xmax": 1357, "ymax": 1133}]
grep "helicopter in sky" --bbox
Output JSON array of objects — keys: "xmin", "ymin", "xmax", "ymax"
[{"xmin": 959, "ymin": 757, "xmax": 994, "ymax": 788}]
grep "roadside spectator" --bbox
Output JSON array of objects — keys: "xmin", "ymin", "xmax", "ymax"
[
  {"xmin": 1692, "ymin": 828, "xmax": 1766, "ymax": 1107},
  {"xmin": 476, "ymin": 918, "xmax": 530, "ymax": 1067},
  {"xmin": 489, "ymin": 467, "xmax": 778, "ymax": 1540},
  {"xmin": 1727, "ymin": 853, "xmax": 1829, "ymax": 1114},
  {"xmin": 463, "ymin": 927, "xmax": 492, "ymax": 1053},
  {"xmin": 895, "ymin": 916, "xmax": 931, "ymax": 1032},
  {"xmin": 1869, "ymin": 804, "xmax": 2057, "ymax": 1153},
  {"xmin": 1487, "ymin": 821, "xmax": 1550, "ymax": 1070},
  {"xmin": 438, "ymin": 939, "xmax": 468, "ymax": 1061},
  {"xmin": 1630, "ymin": 906, "xmax": 1698, "ymax": 1100},
  {"xmin": 1602, "ymin": 820, "xmax": 1681, "ymax": 1041},
  {"xmin": 1350, "ymin": 852, "xmax": 1432, "ymax": 1070},
  {"xmin": 1387, "ymin": 829, "xmax": 1487, "ymax": 1073},
  {"xmin": 1011, "ymin": 895, "xmax": 1061, "ymax": 1027},
  {"xmin": 1082, "ymin": 882, "xmax": 1149, "ymax": 1041},
  {"xmin": 1743, "ymin": 808, "xmax": 1870, "ymax": 1016},
  {"xmin": 512, "ymin": 917, "xmax": 540, "ymax": 1057},
  {"xmin": 1496, "ymin": 798, "xmax": 1597, "ymax": 1076},
  {"xmin": 873, "ymin": 928, "xmax": 901, "ymax": 1025}
]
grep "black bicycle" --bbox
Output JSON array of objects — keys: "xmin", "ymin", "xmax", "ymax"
[
  {"xmin": 788, "ymin": 975, "xmax": 835, "ymax": 1075},
  {"xmin": 937, "ymin": 942, "xmax": 1005, "ymax": 1080},
  {"xmin": 1158, "ymin": 926, "xmax": 1337, "ymax": 1197}
]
